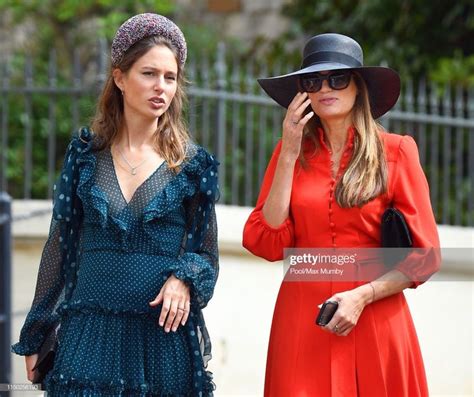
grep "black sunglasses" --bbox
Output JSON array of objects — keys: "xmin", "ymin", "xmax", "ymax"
[{"xmin": 300, "ymin": 71, "xmax": 352, "ymax": 93}]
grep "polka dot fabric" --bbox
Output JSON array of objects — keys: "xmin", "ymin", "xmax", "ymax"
[{"xmin": 11, "ymin": 127, "xmax": 219, "ymax": 396}]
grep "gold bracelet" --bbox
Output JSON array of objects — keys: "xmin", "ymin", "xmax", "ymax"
[{"xmin": 369, "ymin": 282, "xmax": 376, "ymax": 303}]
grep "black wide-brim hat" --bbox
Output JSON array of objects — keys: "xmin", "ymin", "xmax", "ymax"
[{"xmin": 258, "ymin": 33, "xmax": 400, "ymax": 119}]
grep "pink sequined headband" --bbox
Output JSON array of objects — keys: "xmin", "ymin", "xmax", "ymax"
[{"xmin": 111, "ymin": 13, "xmax": 187, "ymax": 68}]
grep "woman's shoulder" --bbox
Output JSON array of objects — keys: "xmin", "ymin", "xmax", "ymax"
[
  {"xmin": 379, "ymin": 130, "xmax": 418, "ymax": 163},
  {"xmin": 60, "ymin": 126, "xmax": 102, "ymax": 161},
  {"xmin": 68, "ymin": 126, "xmax": 92, "ymax": 145},
  {"xmin": 71, "ymin": 126, "xmax": 104, "ymax": 151},
  {"xmin": 57, "ymin": 127, "xmax": 97, "ymax": 170},
  {"xmin": 185, "ymin": 141, "xmax": 217, "ymax": 164},
  {"xmin": 184, "ymin": 141, "xmax": 202, "ymax": 159},
  {"xmin": 182, "ymin": 141, "xmax": 220, "ymax": 201},
  {"xmin": 181, "ymin": 141, "xmax": 219, "ymax": 184}
]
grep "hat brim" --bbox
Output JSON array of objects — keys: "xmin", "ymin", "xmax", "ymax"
[{"xmin": 258, "ymin": 63, "xmax": 400, "ymax": 119}]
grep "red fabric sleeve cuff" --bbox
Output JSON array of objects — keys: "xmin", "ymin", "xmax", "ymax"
[{"xmin": 255, "ymin": 210, "xmax": 293, "ymax": 233}]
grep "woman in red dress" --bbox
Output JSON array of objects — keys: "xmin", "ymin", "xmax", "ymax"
[{"xmin": 242, "ymin": 33, "xmax": 440, "ymax": 397}]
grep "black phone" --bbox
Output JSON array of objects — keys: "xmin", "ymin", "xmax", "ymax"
[{"xmin": 315, "ymin": 300, "xmax": 339, "ymax": 326}]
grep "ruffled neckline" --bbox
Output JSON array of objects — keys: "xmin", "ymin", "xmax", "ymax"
[
  {"xmin": 76, "ymin": 139, "xmax": 219, "ymax": 249},
  {"xmin": 142, "ymin": 146, "xmax": 218, "ymax": 222}
]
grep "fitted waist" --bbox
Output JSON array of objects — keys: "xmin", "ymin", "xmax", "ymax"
[
  {"xmin": 73, "ymin": 250, "xmax": 181, "ymax": 308},
  {"xmin": 81, "ymin": 221, "xmax": 183, "ymax": 256}
]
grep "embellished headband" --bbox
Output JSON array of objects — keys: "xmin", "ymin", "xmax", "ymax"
[{"xmin": 111, "ymin": 13, "xmax": 187, "ymax": 68}]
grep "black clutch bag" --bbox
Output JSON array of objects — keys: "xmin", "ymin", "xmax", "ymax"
[
  {"xmin": 31, "ymin": 325, "xmax": 59, "ymax": 386},
  {"xmin": 381, "ymin": 207, "xmax": 413, "ymax": 266}
]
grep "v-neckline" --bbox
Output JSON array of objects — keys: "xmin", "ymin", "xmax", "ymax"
[{"xmin": 108, "ymin": 147, "xmax": 166, "ymax": 206}]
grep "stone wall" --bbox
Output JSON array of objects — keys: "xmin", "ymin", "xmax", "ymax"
[{"xmin": 175, "ymin": 0, "xmax": 293, "ymax": 42}]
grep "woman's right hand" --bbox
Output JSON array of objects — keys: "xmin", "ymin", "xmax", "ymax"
[
  {"xmin": 25, "ymin": 354, "xmax": 38, "ymax": 382},
  {"xmin": 281, "ymin": 92, "xmax": 314, "ymax": 161},
  {"xmin": 149, "ymin": 274, "xmax": 191, "ymax": 333}
]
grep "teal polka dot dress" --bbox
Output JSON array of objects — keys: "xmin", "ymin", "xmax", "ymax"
[{"xmin": 11, "ymin": 127, "xmax": 219, "ymax": 396}]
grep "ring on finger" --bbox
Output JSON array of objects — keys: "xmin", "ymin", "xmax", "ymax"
[{"xmin": 333, "ymin": 324, "xmax": 340, "ymax": 332}]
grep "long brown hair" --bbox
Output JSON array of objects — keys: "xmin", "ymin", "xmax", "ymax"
[
  {"xmin": 91, "ymin": 36, "xmax": 189, "ymax": 171},
  {"xmin": 300, "ymin": 71, "xmax": 388, "ymax": 207}
]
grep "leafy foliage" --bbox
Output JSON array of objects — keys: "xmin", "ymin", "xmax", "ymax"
[
  {"xmin": 278, "ymin": 0, "xmax": 474, "ymax": 83},
  {"xmin": 430, "ymin": 52, "xmax": 474, "ymax": 88}
]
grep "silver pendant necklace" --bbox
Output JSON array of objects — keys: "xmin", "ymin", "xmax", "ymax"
[{"xmin": 116, "ymin": 147, "xmax": 148, "ymax": 175}]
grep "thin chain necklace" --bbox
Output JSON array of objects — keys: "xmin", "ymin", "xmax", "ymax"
[{"xmin": 116, "ymin": 147, "xmax": 148, "ymax": 175}]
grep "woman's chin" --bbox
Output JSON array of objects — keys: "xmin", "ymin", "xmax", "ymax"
[{"xmin": 317, "ymin": 111, "xmax": 351, "ymax": 123}]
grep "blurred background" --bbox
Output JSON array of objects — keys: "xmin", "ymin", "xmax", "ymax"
[{"xmin": 0, "ymin": 0, "xmax": 473, "ymax": 396}]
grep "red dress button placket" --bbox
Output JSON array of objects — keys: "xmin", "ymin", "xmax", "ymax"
[
  {"xmin": 322, "ymin": 127, "xmax": 354, "ymax": 249},
  {"xmin": 327, "ymin": 137, "xmax": 339, "ymax": 248},
  {"xmin": 329, "ymin": 178, "xmax": 336, "ymax": 247},
  {"xmin": 331, "ymin": 148, "xmax": 351, "ymax": 247}
]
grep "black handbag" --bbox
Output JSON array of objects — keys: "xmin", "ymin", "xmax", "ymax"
[
  {"xmin": 381, "ymin": 207, "xmax": 413, "ymax": 267},
  {"xmin": 31, "ymin": 323, "xmax": 59, "ymax": 386}
]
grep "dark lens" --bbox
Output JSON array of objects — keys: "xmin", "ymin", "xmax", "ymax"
[
  {"xmin": 301, "ymin": 76, "xmax": 323, "ymax": 93},
  {"xmin": 329, "ymin": 73, "xmax": 351, "ymax": 90}
]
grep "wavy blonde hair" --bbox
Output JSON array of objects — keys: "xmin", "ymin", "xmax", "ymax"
[
  {"xmin": 300, "ymin": 71, "xmax": 388, "ymax": 207},
  {"xmin": 91, "ymin": 36, "xmax": 189, "ymax": 171}
]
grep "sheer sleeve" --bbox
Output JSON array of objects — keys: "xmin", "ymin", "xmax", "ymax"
[
  {"xmin": 173, "ymin": 150, "xmax": 219, "ymax": 309},
  {"xmin": 11, "ymin": 126, "xmax": 93, "ymax": 356},
  {"xmin": 242, "ymin": 140, "xmax": 295, "ymax": 261},
  {"xmin": 10, "ymin": 216, "xmax": 65, "ymax": 356},
  {"xmin": 390, "ymin": 135, "xmax": 441, "ymax": 288}
]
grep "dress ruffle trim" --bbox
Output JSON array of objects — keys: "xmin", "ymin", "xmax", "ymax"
[
  {"xmin": 50, "ymin": 300, "xmax": 216, "ymax": 396},
  {"xmin": 142, "ymin": 147, "xmax": 219, "ymax": 223},
  {"xmin": 74, "ymin": 138, "xmax": 219, "ymax": 250},
  {"xmin": 10, "ymin": 335, "xmax": 45, "ymax": 356},
  {"xmin": 56, "ymin": 299, "xmax": 162, "ymax": 318},
  {"xmin": 45, "ymin": 370, "xmax": 215, "ymax": 397},
  {"xmin": 172, "ymin": 253, "xmax": 217, "ymax": 308},
  {"xmin": 52, "ymin": 126, "xmax": 219, "ymax": 252}
]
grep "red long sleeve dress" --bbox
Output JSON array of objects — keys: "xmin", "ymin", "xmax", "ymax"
[{"xmin": 242, "ymin": 127, "xmax": 440, "ymax": 397}]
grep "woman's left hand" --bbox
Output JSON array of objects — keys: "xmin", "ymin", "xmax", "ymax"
[
  {"xmin": 149, "ymin": 274, "xmax": 191, "ymax": 332},
  {"xmin": 321, "ymin": 287, "xmax": 370, "ymax": 337}
]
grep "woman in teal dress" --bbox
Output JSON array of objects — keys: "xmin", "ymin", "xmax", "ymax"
[{"xmin": 11, "ymin": 13, "xmax": 219, "ymax": 396}]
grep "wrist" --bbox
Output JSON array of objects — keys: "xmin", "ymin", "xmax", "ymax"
[{"xmin": 356, "ymin": 283, "xmax": 374, "ymax": 306}]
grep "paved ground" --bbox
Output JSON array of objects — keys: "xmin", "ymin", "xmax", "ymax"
[{"xmin": 7, "ymin": 240, "xmax": 473, "ymax": 396}]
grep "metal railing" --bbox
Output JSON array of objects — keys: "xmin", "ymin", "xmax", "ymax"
[{"xmin": 1, "ymin": 41, "xmax": 472, "ymax": 226}]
